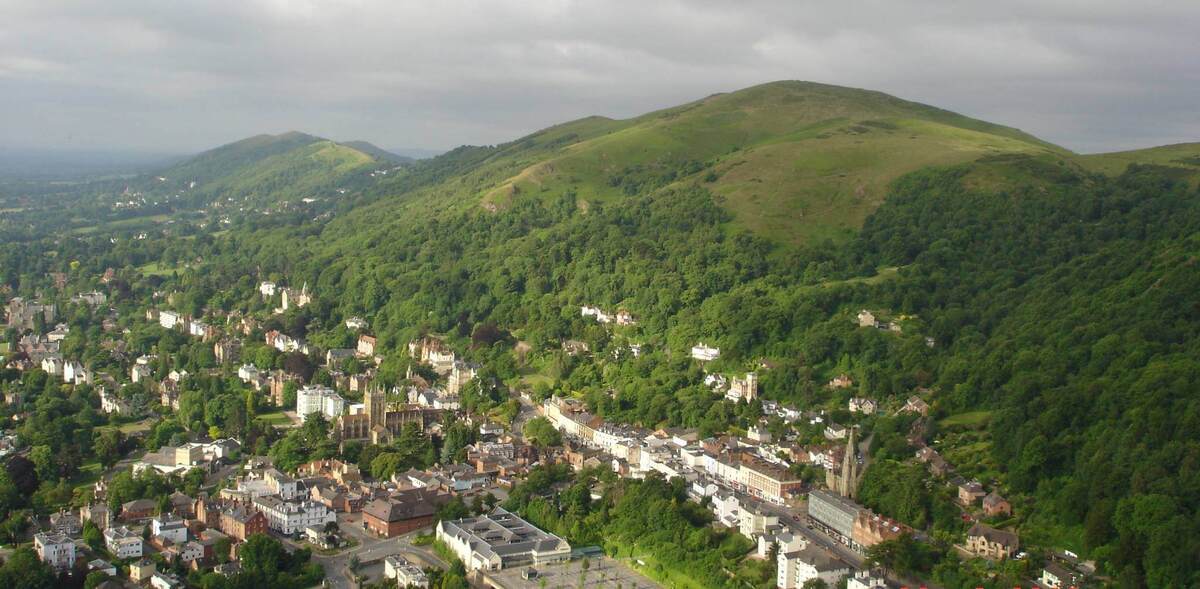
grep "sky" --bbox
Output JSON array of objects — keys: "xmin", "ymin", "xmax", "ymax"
[{"xmin": 1, "ymin": 0, "xmax": 1197, "ymax": 156}]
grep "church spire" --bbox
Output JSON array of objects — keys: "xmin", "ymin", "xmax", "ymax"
[{"xmin": 839, "ymin": 426, "xmax": 858, "ymax": 498}]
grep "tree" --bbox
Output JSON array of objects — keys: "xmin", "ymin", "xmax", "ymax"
[
  {"xmin": 866, "ymin": 534, "xmax": 935, "ymax": 577},
  {"xmin": 437, "ymin": 496, "xmax": 470, "ymax": 521},
  {"xmin": 83, "ymin": 520, "xmax": 104, "ymax": 551},
  {"xmin": 214, "ymin": 537, "xmax": 233, "ymax": 564},
  {"xmin": 0, "ymin": 546, "xmax": 57, "ymax": 589},
  {"xmin": 371, "ymin": 452, "xmax": 404, "ymax": 480},
  {"xmin": 5, "ymin": 455, "xmax": 39, "ymax": 496},
  {"xmin": 239, "ymin": 533, "xmax": 284, "ymax": 577},
  {"xmin": 523, "ymin": 417, "xmax": 562, "ymax": 448},
  {"xmin": 29, "ymin": 445, "xmax": 55, "ymax": 482},
  {"xmin": 84, "ymin": 570, "xmax": 111, "ymax": 589},
  {"xmin": 95, "ymin": 428, "xmax": 124, "ymax": 469}
]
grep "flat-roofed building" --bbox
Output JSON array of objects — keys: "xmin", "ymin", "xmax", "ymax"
[
  {"xmin": 384, "ymin": 555, "xmax": 429, "ymax": 588},
  {"xmin": 807, "ymin": 489, "xmax": 863, "ymax": 545},
  {"xmin": 436, "ymin": 507, "xmax": 571, "ymax": 571}
]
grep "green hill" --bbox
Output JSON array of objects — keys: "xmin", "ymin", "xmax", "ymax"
[
  {"xmin": 1079, "ymin": 142, "xmax": 1200, "ymax": 182},
  {"xmin": 339, "ymin": 141, "xmax": 412, "ymax": 164},
  {"xmin": 151, "ymin": 131, "xmax": 382, "ymax": 206},
  {"xmin": 356, "ymin": 81, "xmax": 1068, "ymax": 245}
]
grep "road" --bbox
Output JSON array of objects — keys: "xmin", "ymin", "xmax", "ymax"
[
  {"xmin": 279, "ymin": 512, "xmax": 447, "ymax": 589},
  {"xmin": 509, "ymin": 391, "xmax": 540, "ymax": 442}
]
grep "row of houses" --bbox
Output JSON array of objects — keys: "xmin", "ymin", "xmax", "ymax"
[{"xmin": 542, "ymin": 396, "xmax": 803, "ymax": 504}]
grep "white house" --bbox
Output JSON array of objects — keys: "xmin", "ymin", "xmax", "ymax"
[
  {"xmin": 237, "ymin": 364, "xmax": 260, "ymax": 382},
  {"xmin": 151, "ymin": 572, "xmax": 184, "ymax": 589},
  {"xmin": 34, "ymin": 532, "xmax": 76, "ymax": 570},
  {"xmin": 159, "ymin": 311, "xmax": 180, "ymax": 330},
  {"xmin": 848, "ymin": 398, "xmax": 877, "ymax": 415},
  {"xmin": 40, "ymin": 355, "xmax": 64, "ymax": 376},
  {"xmin": 100, "ymin": 388, "xmax": 132, "ymax": 416},
  {"xmin": 63, "ymin": 360, "xmax": 90, "ymax": 385},
  {"xmin": 777, "ymin": 546, "xmax": 851, "ymax": 589},
  {"xmin": 182, "ymin": 541, "xmax": 204, "ymax": 562},
  {"xmin": 847, "ymin": 569, "xmax": 893, "ymax": 589},
  {"xmin": 385, "ymin": 555, "xmax": 429, "ymax": 588},
  {"xmin": 259, "ymin": 282, "xmax": 277, "ymax": 298},
  {"xmin": 691, "ymin": 343, "xmax": 721, "ymax": 361},
  {"xmin": 252, "ymin": 497, "xmax": 334, "ymax": 535},
  {"xmin": 105, "ymin": 525, "xmax": 144, "ymax": 559},
  {"xmin": 152, "ymin": 514, "xmax": 188, "ymax": 544},
  {"xmin": 824, "ymin": 423, "xmax": 848, "ymax": 440}
]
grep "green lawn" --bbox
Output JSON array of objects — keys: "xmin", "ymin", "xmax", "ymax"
[
  {"xmin": 256, "ymin": 411, "xmax": 293, "ymax": 427},
  {"xmin": 72, "ymin": 460, "xmax": 104, "ymax": 492},
  {"xmin": 117, "ymin": 418, "xmax": 155, "ymax": 434},
  {"xmin": 939, "ymin": 410, "xmax": 993, "ymax": 430},
  {"xmin": 137, "ymin": 261, "xmax": 182, "ymax": 277}
]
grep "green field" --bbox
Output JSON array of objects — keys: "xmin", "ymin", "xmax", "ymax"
[
  {"xmin": 137, "ymin": 261, "xmax": 182, "ymax": 276},
  {"xmin": 117, "ymin": 418, "xmax": 155, "ymax": 434},
  {"xmin": 71, "ymin": 460, "xmax": 104, "ymax": 492},
  {"xmin": 256, "ymin": 411, "xmax": 294, "ymax": 427},
  {"xmin": 939, "ymin": 410, "xmax": 993, "ymax": 430}
]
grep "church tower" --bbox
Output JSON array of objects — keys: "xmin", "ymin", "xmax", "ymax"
[
  {"xmin": 366, "ymin": 384, "xmax": 386, "ymax": 430},
  {"xmin": 839, "ymin": 426, "xmax": 858, "ymax": 498}
]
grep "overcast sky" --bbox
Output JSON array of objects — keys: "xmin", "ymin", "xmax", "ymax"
[{"xmin": 1, "ymin": 0, "xmax": 1197, "ymax": 156}]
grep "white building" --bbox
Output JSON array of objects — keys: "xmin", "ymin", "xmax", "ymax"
[
  {"xmin": 176, "ymin": 541, "xmax": 204, "ymax": 563},
  {"xmin": 436, "ymin": 507, "xmax": 571, "ymax": 571},
  {"xmin": 159, "ymin": 311, "xmax": 180, "ymax": 330},
  {"xmin": 105, "ymin": 525, "xmax": 145, "ymax": 559},
  {"xmin": 237, "ymin": 364, "xmax": 260, "ymax": 382},
  {"xmin": 252, "ymin": 497, "xmax": 335, "ymax": 536},
  {"xmin": 151, "ymin": 572, "xmax": 184, "ymax": 589},
  {"xmin": 259, "ymin": 282, "xmax": 277, "ymax": 298},
  {"xmin": 691, "ymin": 343, "xmax": 720, "ymax": 362},
  {"xmin": 63, "ymin": 360, "xmax": 90, "ymax": 385},
  {"xmin": 188, "ymin": 320, "xmax": 210, "ymax": 338},
  {"xmin": 847, "ymin": 569, "xmax": 893, "ymax": 589},
  {"xmin": 757, "ymin": 528, "xmax": 808, "ymax": 560},
  {"xmin": 152, "ymin": 514, "xmax": 188, "ymax": 544},
  {"xmin": 40, "ymin": 355, "xmax": 64, "ymax": 376},
  {"xmin": 777, "ymin": 546, "xmax": 851, "ymax": 589},
  {"xmin": 296, "ymin": 385, "xmax": 345, "ymax": 420},
  {"xmin": 580, "ymin": 305, "xmax": 613, "ymax": 324},
  {"xmin": 100, "ymin": 388, "xmax": 133, "ymax": 416},
  {"xmin": 848, "ymin": 398, "xmax": 877, "ymax": 415},
  {"xmin": 385, "ymin": 555, "xmax": 430, "ymax": 588},
  {"xmin": 239, "ymin": 468, "xmax": 302, "ymax": 500},
  {"xmin": 34, "ymin": 532, "xmax": 76, "ymax": 570}
]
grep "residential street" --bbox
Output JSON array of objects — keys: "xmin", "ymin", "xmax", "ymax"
[{"xmin": 279, "ymin": 513, "xmax": 447, "ymax": 589}]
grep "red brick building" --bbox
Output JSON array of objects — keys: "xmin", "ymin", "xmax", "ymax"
[
  {"xmin": 361, "ymin": 489, "xmax": 448, "ymax": 537},
  {"xmin": 219, "ymin": 506, "xmax": 267, "ymax": 542}
]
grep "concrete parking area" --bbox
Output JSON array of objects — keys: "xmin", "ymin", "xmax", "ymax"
[{"xmin": 482, "ymin": 556, "xmax": 659, "ymax": 589}]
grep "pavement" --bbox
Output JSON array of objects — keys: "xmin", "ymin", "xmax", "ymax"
[
  {"xmin": 278, "ymin": 512, "xmax": 447, "ymax": 589},
  {"xmin": 509, "ymin": 391, "xmax": 540, "ymax": 443}
]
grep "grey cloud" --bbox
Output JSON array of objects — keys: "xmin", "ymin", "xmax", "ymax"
[{"xmin": 0, "ymin": 0, "xmax": 1196, "ymax": 155}]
